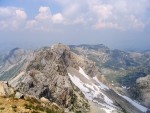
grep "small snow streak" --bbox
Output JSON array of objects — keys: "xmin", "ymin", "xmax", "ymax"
[
  {"xmin": 79, "ymin": 67, "xmax": 90, "ymax": 80},
  {"xmin": 118, "ymin": 93, "xmax": 148, "ymax": 112},
  {"xmin": 93, "ymin": 76, "xmax": 109, "ymax": 90}
]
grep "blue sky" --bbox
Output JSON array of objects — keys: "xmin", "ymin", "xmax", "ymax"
[{"xmin": 0, "ymin": 0, "xmax": 150, "ymax": 52}]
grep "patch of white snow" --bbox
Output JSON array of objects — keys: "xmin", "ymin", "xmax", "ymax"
[
  {"xmin": 93, "ymin": 99, "xmax": 116, "ymax": 111},
  {"xmin": 68, "ymin": 73, "xmax": 117, "ymax": 112},
  {"xmin": 93, "ymin": 77, "xmax": 109, "ymax": 90},
  {"xmin": 79, "ymin": 67, "xmax": 90, "ymax": 80},
  {"xmin": 101, "ymin": 108, "xmax": 112, "ymax": 113},
  {"xmin": 102, "ymin": 92, "xmax": 114, "ymax": 106},
  {"xmin": 118, "ymin": 94, "xmax": 148, "ymax": 112},
  {"xmin": 68, "ymin": 73, "xmax": 89, "ymax": 92},
  {"xmin": 85, "ymin": 84, "xmax": 95, "ymax": 90}
]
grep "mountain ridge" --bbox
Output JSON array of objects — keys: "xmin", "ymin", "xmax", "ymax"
[{"xmin": 0, "ymin": 43, "xmax": 149, "ymax": 113}]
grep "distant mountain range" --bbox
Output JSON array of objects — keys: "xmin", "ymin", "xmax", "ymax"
[
  {"xmin": 71, "ymin": 44, "xmax": 150, "ymax": 81},
  {"xmin": 0, "ymin": 43, "xmax": 149, "ymax": 113}
]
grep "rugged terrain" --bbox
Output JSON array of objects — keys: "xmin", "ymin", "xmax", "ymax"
[
  {"xmin": 0, "ymin": 95, "xmax": 64, "ymax": 113},
  {"xmin": 0, "ymin": 81, "xmax": 64, "ymax": 113},
  {"xmin": 70, "ymin": 44, "xmax": 150, "ymax": 108},
  {"xmin": 0, "ymin": 48, "xmax": 33, "ymax": 81},
  {"xmin": 130, "ymin": 75, "xmax": 150, "ymax": 108},
  {"xmin": 70, "ymin": 44, "xmax": 150, "ymax": 85},
  {"xmin": 0, "ymin": 43, "xmax": 149, "ymax": 113}
]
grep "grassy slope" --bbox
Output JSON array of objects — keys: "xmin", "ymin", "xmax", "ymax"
[{"xmin": 0, "ymin": 96, "xmax": 64, "ymax": 113}]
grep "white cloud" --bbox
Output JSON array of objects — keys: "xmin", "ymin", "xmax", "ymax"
[
  {"xmin": 36, "ymin": 6, "xmax": 51, "ymax": 20},
  {"xmin": 0, "ymin": 7, "xmax": 27, "ymax": 30},
  {"xmin": 73, "ymin": 16, "xmax": 85, "ymax": 24},
  {"xmin": 54, "ymin": 0, "xmax": 150, "ymax": 30},
  {"xmin": 0, "ymin": 0, "xmax": 150, "ymax": 31},
  {"xmin": 126, "ymin": 15, "xmax": 145, "ymax": 29},
  {"xmin": 26, "ymin": 20, "xmax": 37, "ymax": 29},
  {"xmin": 15, "ymin": 9, "xmax": 27, "ymax": 19},
  {"xmin": 94, "ymin": 22, "xmax": 121, "ymax": 30},
  {"xmin": 52, "ymin": 13, "xmax": 64, "ymax": 24},
  {"xmin": 89, "ymin": 3, "xmax": 113, "ymax": 20},
  {"xmin": 0, "ymin": 7, "xmax": 13, "ymax": 17},
  {"xmin": 25, "ymin": 6, "xmax": 66, "ymax": 31},
  {"xmin": 0, "ymin": 21, "xmax": 8, "ymax": 29}
]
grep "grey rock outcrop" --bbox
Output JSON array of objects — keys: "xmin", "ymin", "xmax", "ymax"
[
  {"xmin": 15, "ymin": 92, "xmax": 23, "ymax": 99},
  {"xmin": 130, "ymin": 75, "xmax": 150, "ymax": 108},
  {"xmin": 0, "ymin": 81, "xmax": 14, "ymax": 96},
  {"xmin": 9, "ymin": 43, "xmax": 90, "ymax": 113}
]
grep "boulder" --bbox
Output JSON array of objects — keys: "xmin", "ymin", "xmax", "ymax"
[
  {"xmin": 0, "ymin": 81, "xmax": 14, "ymax": 96},
  {"xmin": 15, "ymin": 92, "xmax": 24, "ymax": 99},
  {"xmin": 136, "ymin": 75, "xmax": 150, "ymax": 108},
  {"xmin": 40, "ymin": 97, "xmax": 50, "ymax": 103}
]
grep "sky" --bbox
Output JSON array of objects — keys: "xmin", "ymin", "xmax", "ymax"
[{"xmin": 0, "ymin": 0, "xmax": 150, "ymax": 52}]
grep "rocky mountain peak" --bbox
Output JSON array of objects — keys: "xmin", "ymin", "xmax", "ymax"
[
  {"xmin": 51, "ymin": 43, "xmax": 70, "ymax": 51},
  {"xmin": 1, "ymin": 44, "xmax": 149, "ymax": 113},
  {"xmin": 9, "ymin": 44, "xmax": 90, "ymax": 113}
]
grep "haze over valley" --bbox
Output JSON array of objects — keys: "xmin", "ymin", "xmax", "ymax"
[{"xmin": 0, "ymin": 0, "xmax": 150, "ymax": 113}]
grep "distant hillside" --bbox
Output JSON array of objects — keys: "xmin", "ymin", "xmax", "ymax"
[{"xmin": 70, "ymin": 44, "xmax": 150, "ymax": 108}]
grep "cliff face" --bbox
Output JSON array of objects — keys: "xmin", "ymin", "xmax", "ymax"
[
  {"xmin": 9, "ymin": 44, "xmax": 90, "ymax": 113},
  {"xmin": 70, "ymin": 44, "xmax": 150, "ymax": 111},
  {"xmin": 130, "ymin": 75, "xmax": 150, "ymax": 108},
  {"xmin": 70, "ymin": 44, "xmax": 150, "ymax": 87}
]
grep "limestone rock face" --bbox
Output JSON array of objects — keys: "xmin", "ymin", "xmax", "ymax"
[
  {"xmin": 131, "ymin": 75, "xmax": 150, "ymax": 108},
  {"xmin": 15, "ymin": 92, "xmax": 23, "ymax": 99},
  {"xmin": 0, "ymin": 81, "xmax": 14, "ymax": 96},
  {"xmin": 9, "ymin": 43, "xmax": 90, "ymax": 112}
]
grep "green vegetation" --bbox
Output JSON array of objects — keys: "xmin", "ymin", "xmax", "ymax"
[
  {"xmin": 31, "ymin": 111, "xmax": 40, "ymax": 113},
  {"xmin": 24, "ymin": 103, "xmax": 44, "ymax": 111},
  {"xmin": 0, "ymin": 107, "xmax": 5, "ymax": 110},
  {"xmin": 25, "ymin": 97, "xmax": 41, "ymax": 104},
  {"xmin": 24, "ymin": 97, "xmax": 64, "ymax": 113},
  {"xmin": 24, "ymin": 103, "xmax": 62, "ymax": 113},
  {"xmin": 117, "ymin": 71, "xmax": 146, "ymax": 87},
  {"xmin": 76, "ymin": 111, "xmax": 82, "ymax": 113},
  {"xmin": 11, "ymin": 105, "xmax": 17, "ymax": 112},
  {"xmin": 12, "ymin": 105, "xmax": 17, "ymax": 108}
]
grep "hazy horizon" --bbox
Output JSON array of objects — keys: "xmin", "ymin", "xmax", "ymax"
[{"xmin": 0, "ymin": 0, "xmax": 150, "ymax": 52}]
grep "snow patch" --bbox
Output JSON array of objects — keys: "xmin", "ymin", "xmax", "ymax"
[
  {"xmin": 118, "ymin": 94, "xmax": 148, "ymax": 112},
  {"xmin": 122, "ymin": 86, "xmax": 130, "ymax": 89},
  {"xmin": 68, "ymin": 73, "xmax": 117, "ymax": 112},
  {"xmin": 68, "ymin": 73, "xmax": 89, "ymax": 92},
  {"xmin": 79, "ymin": 67, "xmax": 90, "ymax": 80},
  {"xmin": 103, "ymin": 92, "xmax": 113, "ymax": 104},
  {"xmin": 101, "ymin": 108, "xmax": 112, "ymax": 113},
  {"xmin": 93, "ymin": 99, "xmax": 116, "ymax": 111},
  {"xmin": 93, "ymin": 77, "xmax": 109, "ymax": 90}
]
